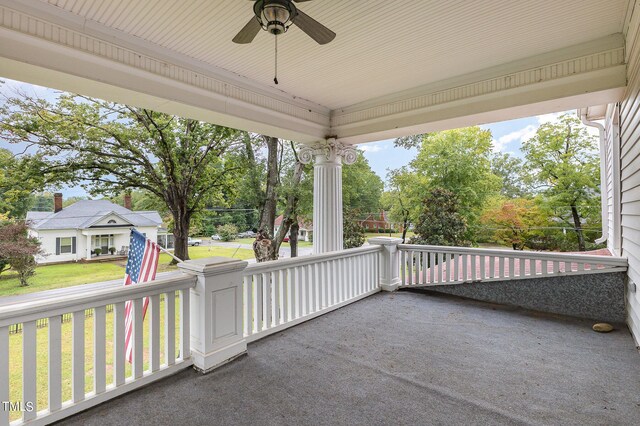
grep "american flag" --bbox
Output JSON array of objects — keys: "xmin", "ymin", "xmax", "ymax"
[{"xmin": 124, "ymin": 229, "xmax": 160, "ymax": 363}]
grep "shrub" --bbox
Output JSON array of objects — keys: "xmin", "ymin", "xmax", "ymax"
[
  {"xmin": 217, "ymin": 224, "xmax": 238, "ymax": 242},
  {"xmin": 109, "ymin": 247, "xmax": 116, "ymax": 255},
  {"xmin": 94, "ymin": 248, "xmax": 102, "ymax": 256}
]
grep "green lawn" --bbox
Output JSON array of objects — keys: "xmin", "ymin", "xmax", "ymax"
[
  {"xmin": 0, "ymin": 246, "xmax": 255, "ymax": 298},
  {"xmin": 235, "ymin": 237, "xmax": 313, "ymax": 247}
]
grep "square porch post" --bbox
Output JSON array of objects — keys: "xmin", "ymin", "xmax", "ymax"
[
  {"xmin": 178, "ymin": 257, "xmax": 248, "ymax": 373},
  {"xmin": 299, "ymin": 139, "xmax": 358, "ymax": 254},
  {"xmin": 369, "ymin": 237, "xmax": 403, "ymax": 291}
]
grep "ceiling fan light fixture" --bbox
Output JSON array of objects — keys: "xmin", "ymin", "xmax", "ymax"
[{"xmin": 258, "ymin": 0, "xmax": 295, "ymax": 35}]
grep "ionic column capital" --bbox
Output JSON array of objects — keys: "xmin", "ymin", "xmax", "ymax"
[{"xmin": 299, "ymin": 138, "xmax": 358, "ymax": 165}]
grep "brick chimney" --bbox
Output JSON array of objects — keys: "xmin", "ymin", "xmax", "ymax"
[
  {"xmin": 54, "ymin": 193, "xmax": 63, "ymax": 213},
  {"xmin": 124, "ymin": 193, "xmax": 132, "ymax": 210}
]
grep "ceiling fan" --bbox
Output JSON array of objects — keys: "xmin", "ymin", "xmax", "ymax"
[{"xmin": 232, "ymin": 0, "xmax": 336, "ymax": 45}]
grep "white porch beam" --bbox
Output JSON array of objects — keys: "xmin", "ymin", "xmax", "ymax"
[
  {"xmin": 332, "ymin": 35, "xmax": 627, "ymax": 144},
  {"xmin": 0, "ymin": 2, "xmax": 329, "ymax": 143},
  {"xmin": 300, "ymin": 140, "xmax": 357, "ymax": 254}
]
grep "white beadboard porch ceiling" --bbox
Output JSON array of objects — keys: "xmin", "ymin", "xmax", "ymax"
[{"xmin": 41, "ymin": 0, "xmax": 628, "ymax": 110}]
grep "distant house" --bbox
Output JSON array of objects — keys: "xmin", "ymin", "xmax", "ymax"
[
  {"xmin": 359, "ymin": 211, "xmax": 400, "ymax": 232},
  {"xmin": 274, "ymin": 215, "xmax": 313, "ymax": 242},
  {"xmin": 26, "ymin": 193, "xmax": 163, "ymax": 264}
]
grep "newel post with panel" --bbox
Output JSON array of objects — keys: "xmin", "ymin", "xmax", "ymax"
[
  {"xmin": 368, "ymin": 237, "xmax": 403, "ymax": 291},
  {"xmin": 178, "ymin": 257, "xmax": 248, "ymax": 373}
]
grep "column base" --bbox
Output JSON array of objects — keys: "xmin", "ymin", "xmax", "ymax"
[
  {"xmin": 191, "ymin": 339, "xmax": 247, "ymax": 374},
  {"xmin": 381, "ymin": 279, "xmax": 401, "ymax": 292}
]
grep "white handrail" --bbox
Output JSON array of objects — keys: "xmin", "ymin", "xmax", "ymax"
[
  {"xmin": 398, "ymin": 244, "xmax": 627, "ymax": 266},
  {"xmin": 0, "ymin": 272, "xmax": 196, "ymax": 327},
  {"xmin": 244, "ymin": 245, "xmax": 382, "ymax": 275},
  {"xmin": 398, "ymin": 244, "xmax": 627, "ymax": 288}
]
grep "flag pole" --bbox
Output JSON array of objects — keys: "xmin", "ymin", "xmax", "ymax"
[
  {"xmin": 129, "ymin": 227, "xmax": 184, "ymax": 263},
  {"xmin": 157, "ymin": 244, "xmax": 184, "ymax": 264}
]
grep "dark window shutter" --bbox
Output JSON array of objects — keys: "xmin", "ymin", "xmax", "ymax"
[
  {"xmin": 56, "ymin": 237, "xmax": 60, "ymax": 255},
  {"xmin": 72, "ymin": 237, "xmax": 76, "ymax": 254}
]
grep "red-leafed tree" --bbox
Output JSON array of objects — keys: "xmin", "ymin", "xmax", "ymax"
[{"xmin": 0, "ymin": 221, "xmax": 42, "ymax": 286}]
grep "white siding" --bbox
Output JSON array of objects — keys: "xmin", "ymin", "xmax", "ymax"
[
  {"xmin": 35, "ymin": 229, "xmax": 84, "ymax": 264},
  {"xmin": 614, "ymin": 0, "xmax": 640, "ymax": 345}
]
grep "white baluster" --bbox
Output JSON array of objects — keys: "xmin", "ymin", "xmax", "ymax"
[
  {"xmin": 179, "ymin": 288, "xmax": 190, "ymax": 361},
  {"xmin": 113, "ymin": 302, "xmax": 126, "ymax": 384},
  {"xmin": 48, "ymin": 316, "xmax": 62, "ymax": 412},
  {"xmin": 164, "ymin": 293, "xmax": 175, "ymax": 366},
  {"xmin": 264, "ymin": 272, "xmax": 272, "ymax": 329},
  {"xmin": 94, "ymin": 306, "xmax": 106, "ymax": 393},
  {"xmin": 149, "ymin": 295, "xmax": 160, "ymax": 373},
  {"xmin": 499, "ymin": 257, "xmax": 505, "ymax": 279},
  {"xmin": 243, "ymin": 276, "xmax": 252, "ymax": 337},
  {"xmin": 255, "ymin": 273, "xmax": 263, "ymax": 331},
  {"xmin": 508, "ymin": 257, "xmax": 515, "ymax": 278},
  {"xmin": 0, "ymin": 326, "xmax": 8, "ymax": 426},
  {"xmin": 132, "ymin": 299, "xmax": 143, "ymax": 379},
  {"xmin": 72, "ymin": 311, "xmax": 85, "ymax": 402},
  {"xmin": 23, "ymin": 321, "xmax": 37, "ymax": 421}
]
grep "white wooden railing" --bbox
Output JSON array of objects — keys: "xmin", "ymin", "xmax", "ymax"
[
  {"xmin": 398, "ymin": 244, "xmax": 628, "ymax": 287},
  {"xmin": 242, "ymin": 245, "xmax": 382, "ymax": 342},
  {"xmin": 0, "ymin": 272, "xmax": 195, "ymax": 426}
]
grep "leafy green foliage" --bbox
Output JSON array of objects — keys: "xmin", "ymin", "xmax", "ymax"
[
  {"xmin": 522, "ymin": 114, "xmax": 600, "ymax": 251},
  {"xmin": 410, "ymin": 188, "xmax": 468, "ymax": 247},
  {"xmin": 490, "ymin": 152, "xmax": 529, "ymax": 199},
  {"xmin": 342, "ymin": 151, "xmax": 384, "ymax": 215},
  {"xmin": 217, "ymin": 224, "xmax": 238, "ymax": 242},
  {"xmin": 0, "ymin": 149, "xmax": 45, "ymax": 218},
  {"xmin": 0, "ymin": 92, "xmax": 245, "ymax": 261},
  {"xmin": 343, "ymin": 209, "xmax": 366, "ymax": 249}
]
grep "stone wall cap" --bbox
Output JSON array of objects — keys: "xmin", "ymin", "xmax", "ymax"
[
  {"xmin": 178, "ymin": 257, "xmax": 248, "ymax": 275},
  {"xmin": 368, "ymin": 237, "xmax": 403, "ymax": 245}
]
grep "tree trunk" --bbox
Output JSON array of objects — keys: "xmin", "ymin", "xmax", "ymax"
[
  {"xmin": 570, "ymin": 205, "xmax": 586, "ymax": 251},
  {"xmin": 401, "ymin": 217, "xmax": 409, "ymax": 243},
  {"xmin": 172, "ymin": 203, "xmax": 192, "ymax": 262},
  {"xmin": 258, "ymin": 136, "xmax": 279, "ymax": 237},
  {"xmin": 290, "ymin": 222, "xmax": 299, "ymax": 258},
  {"xmin": 272, "ymin": 160, "xmax": 305, "ymax": 257}
]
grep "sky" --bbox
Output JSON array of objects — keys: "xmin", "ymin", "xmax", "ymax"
[{"xmin": 1, "ymin": 78, "xmax": 600, "ymax": 195}]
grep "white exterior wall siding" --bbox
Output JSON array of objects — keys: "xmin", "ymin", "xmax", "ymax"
[
  {"xmin": 615, "ymin": 0, "xmax": 640, "ymax": 345},
  {"xmin": 35, "ymin": 229, "xmax": 84, "ymax": 263}
]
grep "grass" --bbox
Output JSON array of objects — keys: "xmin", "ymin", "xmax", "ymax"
[
  {"xmin": 235, "ymin": 237, "xmax": 313, "ymax": 247},
  {"xmin": 0, "ymin": 246, "xmax": 255, "ymax": 298}
]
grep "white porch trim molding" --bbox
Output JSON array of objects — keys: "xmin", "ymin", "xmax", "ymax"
[
  {"xmin": 299, "ymin": 139, "xmax": 357, "ymax": 254},
  {"xmin": 0, "ymin": 1, "xmax": 627, "ymax": 146}
]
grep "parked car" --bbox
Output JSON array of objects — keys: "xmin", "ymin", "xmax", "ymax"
[
  {"xmin": 211, "ymin": 234, "xmax": 222, "ymax": 241},
  {"xmin": 238, "ymin": 230, "xmax": 257, "ymax": 238},
  {"xmin": 283, "ymin": 236, "xmax": 290, "ymax": 243},
  {"xmin": 188, "ymin": 237, "xmax": 202, "ymax": 246}
]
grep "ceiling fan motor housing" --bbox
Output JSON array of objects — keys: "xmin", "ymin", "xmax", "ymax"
[{"xmin": 255, "ymin": 0, "xmax": 297, "ymax": 35}]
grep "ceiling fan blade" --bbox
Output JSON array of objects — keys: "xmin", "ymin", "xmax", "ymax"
[
  {"xmin": 292, "ymin": 9, "xmax": 335, "ymax": 45},
  {"xmin": 233, "ymin": 17, "xmax": 262, "ymax": 44}
]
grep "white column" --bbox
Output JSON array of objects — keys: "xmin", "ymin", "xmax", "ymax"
[
  {"xmin": 368, "ymin": 237, "xmax": 403, "ymax": 291},
  {"xmin": 178, "ymin": 257, "xmax": 248, "ymax": 373},
  {"xmin": 86, "ymin": 235, "xmax": 92, "ymax": 260},
  {"xmin": 300, "ymin": 139, "xmax": 357, "ymax": 254}
]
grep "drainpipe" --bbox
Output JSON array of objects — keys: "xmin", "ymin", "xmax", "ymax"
[{"xmin": 578, "ymin": 109, "xmax": 608, "ymax": 244}]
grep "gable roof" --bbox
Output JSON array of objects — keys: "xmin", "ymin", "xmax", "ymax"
[
  {"xmin": 26, "ymin": 199, "xmax": 162, "ymax": 230},
  {"xmin": 274, "ymin": 215, "xmax": 312, "ymax": 230}
]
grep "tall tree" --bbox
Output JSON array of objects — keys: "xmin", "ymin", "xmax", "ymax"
[
  {"xmin": 410, "ymin": 188, "xmax": 468, "ymax": 247},
  {"xmin": 490, "ymin": 152, "xmax": 529, "ymax": 199},
  {"xmin": 0, "ymin": 93, "xmax": 243, "ymax": 261},
  {"xmin": 0, "ymin": 221, "xmax": 42, "ymax": 286},
  {"xmin": 0, "ymin": 148, "xmax": 44, "ymax": 218},
  {"xmin": 396, "ymin": 127, "xmax": 500, "ymax": 242},
  {"xmin": 522, "ymin": 114, "xmax": 600, "ymax": 251},
  {"xmin": 342, "ymin": 151, "xmax": 384, "ymax": 215},
  {"xmin": 381, "ymin": 169, "xmax": 413, "ymax": 242}
]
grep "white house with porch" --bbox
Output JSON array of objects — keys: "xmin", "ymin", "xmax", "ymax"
[
  {"xmin": 26, "ymin": 195, "xmax": 162, "ymax": 264},
  {"xmin": 3, "ymin": 1, "xmax": 640, "ymax": 424}
]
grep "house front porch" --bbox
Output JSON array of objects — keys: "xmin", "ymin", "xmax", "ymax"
[{"xmin": 62, "ymin": 291, "xmax": 640, "ymax": 426}]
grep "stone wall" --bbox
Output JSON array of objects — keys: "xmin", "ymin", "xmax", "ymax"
[{"xmin": 410, "ymin": 272, "xmax": 626, "ymax": 323}]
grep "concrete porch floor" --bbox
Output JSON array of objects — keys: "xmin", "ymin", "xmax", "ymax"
[{"xmin": 62, "ymin": 291, "xmax": 640, "ymax": 425}]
